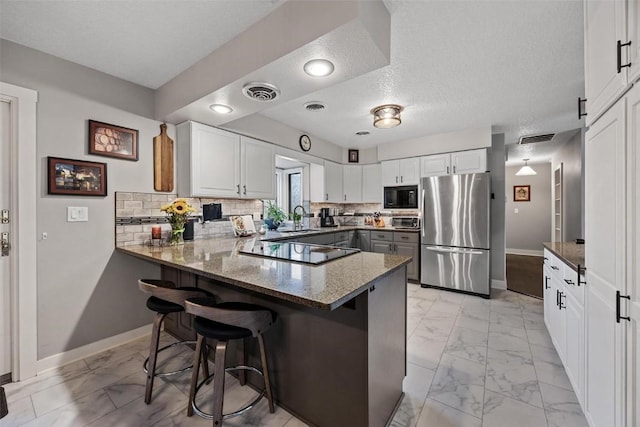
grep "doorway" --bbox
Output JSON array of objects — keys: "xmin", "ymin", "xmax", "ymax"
[{"xmin": 506, "ymin": 254, "xmax": 544, "ymax": 298}]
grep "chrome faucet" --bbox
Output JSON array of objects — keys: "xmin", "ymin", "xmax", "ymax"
[{"xmin": 293, "ymin": 205, "xmax": 306, "ymax": 230}]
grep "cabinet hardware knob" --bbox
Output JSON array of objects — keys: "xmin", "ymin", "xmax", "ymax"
[
  {"xmin": 243, "ymin": 185, "xmax": 246, "ymax": 195},
  {"xmin": 564, "ymin": 279, "xmax": 575, "ymax": 285},
  {"xmin": 559, "ymin": 292, "xmax": 565, "ymax": 309},
  {"xmin": 616, "ymin": 290, "xmax": 631, "ymax": 323},
  {"xmin": 446, "ymin": 166, "xmax": 450, "ymax": 174},
  {"xmin": 400, "ymin": 176, "xmax": 403, "ymax": 183},
  {"xmin": 396, "ymin": 176, "xmax": 398, "ymax": 183},
  {"xmin": 617, "ymin": 40, "xmax": 632, "ymax": 73},
  {"xmin": 578, "ymin": 97, "xmax": 587, "ymax": 119},
  {"xmin": 545, "ymin": 276, "xmax": 550, "ymax": 290},
  {"xmin": 551, "ymin": 265, "xmax": 559, "ymax": 271},
  {"xmin": 453, "ymin": 165, "xmax": 456, "ymax": 174},
  {"xmin": 556, "ymin": 289, "xmax": 560, "ymax": 307},
  {"xmin": 236, "ymin": 185, "xmax": 240, "ymax": 195}
]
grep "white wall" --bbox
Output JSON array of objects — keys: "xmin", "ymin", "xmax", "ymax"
[
  {"xmin": 505, "ymin": 163, "xmax": 552, "ymax": 254},
  {"xmin": 377, "ymin": 126, "xmax": 491, "ymax": 161},
  {"xmin": 1, "ymin": 39, "xmax": 163, "ymax": 359}
]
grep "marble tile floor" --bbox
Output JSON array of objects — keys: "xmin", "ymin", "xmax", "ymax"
[{"xmin": 0, "ymin": 286, "xmax": 588, "ymax": 427}]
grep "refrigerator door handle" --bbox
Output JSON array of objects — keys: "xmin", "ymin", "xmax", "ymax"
[
  {"xmin": 425, "ymin": 246, "xmax": 484, "ymax": 255},
  {"xmin": 420, "ymin": 189, "xmax": 425, "ymax": 238}
]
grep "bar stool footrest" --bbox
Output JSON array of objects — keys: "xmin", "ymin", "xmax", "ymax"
[
  {"xmin": 143, "ymin": 340, "xmax": 198, "ymax": 378},
  {"xmin": 192, "ymin": 365, "xmax": 266, "ymax": 420}
]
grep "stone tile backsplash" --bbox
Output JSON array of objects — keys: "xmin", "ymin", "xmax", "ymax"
[{"xmin": 115, "ymin": 192, "xmax": 263, "ymax": 247}]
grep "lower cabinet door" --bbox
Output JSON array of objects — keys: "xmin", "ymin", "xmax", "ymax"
[
  {"xmin": 564, "ymin": 292, "xmax": 584, "ymax": 403},
  {"xmin": 371, "ymin": 241, "xmax": 393, "ymax": 255},
  {"xmin": 395, "ymin": 242, "xmax": 418, "ymax": 281}
]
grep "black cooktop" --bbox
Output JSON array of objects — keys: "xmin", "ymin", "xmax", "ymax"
[{"xmin": 239, "ymin": 242, "xmax": 360, "ymax": 265}]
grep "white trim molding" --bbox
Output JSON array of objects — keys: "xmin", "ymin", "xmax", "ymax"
[
  {"xmin": 0, "ymin": 82, "xmax": 38, "ymax": 381},
  {"xmin": 36, "ymin": 324, "xmax": 152, "ymax": 375},
  {"xmin": 506, "ymin": 248, "xmax": 544, "ymax": 257}
]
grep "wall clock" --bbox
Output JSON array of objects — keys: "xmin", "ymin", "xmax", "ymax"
[{"xmin": 299, "ymin": 134, "xmax": 311, "ymax": 152}]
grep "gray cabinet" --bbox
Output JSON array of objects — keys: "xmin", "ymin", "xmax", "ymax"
[
  {"xmin": 371, "ymin": 231, "xmax": 419, "ymax": 281},
  {"xmin": 352, "ymin": 230, "xmax": 371, "ymax": 251}
]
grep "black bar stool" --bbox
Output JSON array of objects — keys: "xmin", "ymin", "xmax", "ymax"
[
  {"xmin": 138, "ymin": 279, "xmax": 214, "ymax": 404},
  {"xmin": 184, "ymin": 297, "xmax": 276, "ymax": 426}
]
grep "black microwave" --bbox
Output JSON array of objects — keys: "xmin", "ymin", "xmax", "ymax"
[{"xmin": 383, "ymin": 185, "xmax": 418, "ymax": 209}]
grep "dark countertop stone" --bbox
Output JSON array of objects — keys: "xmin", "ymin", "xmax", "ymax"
[{"xmin": 543, "ymin": 242, "xmax": 585, "ymax": 271}]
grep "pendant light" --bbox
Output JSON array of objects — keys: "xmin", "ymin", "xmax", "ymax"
[{"xmin": 516, "ymin": 158, "xmax": 537, "ymax": 176}]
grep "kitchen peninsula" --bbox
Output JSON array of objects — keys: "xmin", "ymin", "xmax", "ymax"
[{"xmin": 117, "ymin": 235, "xmax": 410, "ymax": 427}]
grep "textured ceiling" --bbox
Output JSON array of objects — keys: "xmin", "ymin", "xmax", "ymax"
[{"xmin": 0, "ymin": 0, "xmax": 585, "ymax": 151}]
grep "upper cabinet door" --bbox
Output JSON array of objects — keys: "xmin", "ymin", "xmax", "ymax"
[
  {"xmin": 343, "ymin": 165, "xmax": 362, "ymax": 202},
  {"xmin": 420, "ymin": 153, "xmax": 451, "ymax": 177},
  {"xmin": 627, "ymin": 0, "xmax": 640, "ymax": 85},
  {"xmin": 241, "ymin": 136, "xmax": 275, "ymax": 199},
  {"xmin": 188, "ymin": 122, "xmax": 241, "ymax": 197},
  {"xmin": 381, "ymin": 160, "xmax": 400, "ymax": 186},
  {"xmin": 324, "ymin": 160, "xmax": 343, "ymax": 202},
  {"xmin": 398, "ymin": 158, "xmax": 420, "ymax": 184},
  {"xmin": 584, "ymin": 0, "xmax": 628, "ymax": 126},
  {"xmin": 362, "ymin": 164, "xmax": 382, "ymax": 203},
  {"xmin": 451, "ymin": 149, "xmax": 487, "ymax": 175}
]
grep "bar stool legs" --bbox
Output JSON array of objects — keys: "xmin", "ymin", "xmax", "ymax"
[
  {"xmin": 257, "ymin": 334, "xmax": 275, "ymax": 413},
  {"xmin": 144, "ymin": 312, "xmax": 165, "ymax": 404},
  {"xmin": 211, "ymin": 341, "xmax": 227, "ymax": 426}
]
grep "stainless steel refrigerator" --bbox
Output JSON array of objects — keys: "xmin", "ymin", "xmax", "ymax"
[{"xmin": 420, "ymin": 172, "xmax": 491, "ymax": 297}]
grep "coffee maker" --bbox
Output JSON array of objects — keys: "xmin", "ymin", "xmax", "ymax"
[{"xmin": 319, "ymin": 208, "xmax": 336, "ymax": 227}]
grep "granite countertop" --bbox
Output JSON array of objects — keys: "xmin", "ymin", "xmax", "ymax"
[
  {"xmin": 264, "ymin": 225, "xmax": 419, "ymax": 241},
  {"xmin": 543, "ymin": 242, "xmax": 585, "ymax": 271},
  {"xmin": 117, "ymin": 236, "xmax": 410, "ymax": 311}
]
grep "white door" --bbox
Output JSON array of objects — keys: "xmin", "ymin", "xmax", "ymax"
[
  {"xmin": 398, "ymin": 158, "xmax": 420, "ymax": 184},
  {"xmin": 451, "ymin": 149, "xmax": 487, "ymax": 175},
  {"xmin": 625, "ymin": 80, "xmax": 640, "ymax": 427},
  {"xmin": 420, "ymin": 153, "xmax": 450, "ymax": 177},
  {"xmin": 191, "ymin": 122, "xmax": 240, "ymax": 197},
  {"xmin": 362, "ymin": 164, "xmax": 381, "ymax": 203},
  {"xmin": 381, "ymin": 160, "xmax": 400, "ymax": 186},
  {"xmin": 324, "ymin": 161, "xmax": 343, "ymax": 203},
  {"xmin": 584, "ymin": 0, "xmax": 627, "ymax": 125},
  {"xmin": 1, "ymin": 100, "xmax": 11, "ymax": 380},
  {"xmin": 342, "ymin": 165, "xmax": 362, "ymax": 202},
  {"xmin": 584, "ymin": 98, "xmax": 626, "ymax": 427},
  {"xmin": 241, "ymin": 136, "xmax": 275, "ymax": 199}
]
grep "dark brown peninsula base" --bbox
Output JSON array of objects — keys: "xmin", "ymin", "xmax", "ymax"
[{"xmin": 162, "ymin": 265, "xmax": 407, "ymax": 427}]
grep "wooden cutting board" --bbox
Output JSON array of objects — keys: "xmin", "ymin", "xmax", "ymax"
[{"xmin": 153, "ymin": 123, "xmax": 174, "ymax": 192}]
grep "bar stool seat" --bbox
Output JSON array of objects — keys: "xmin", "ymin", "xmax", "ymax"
[
  {"xmin": 185, "ymin": 297, "xmax": 276, "ymax": 426},
  {"xmin": 138, "ymin": 279, "xmax": 215, "ymax": 404}
]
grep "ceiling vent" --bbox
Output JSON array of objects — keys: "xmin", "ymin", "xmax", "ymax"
[
  {"xmin": 304, "ymin": 102, "xmax": 325, "ymax": 111},
  {"xmin": 242, "ymin": 82, "xmax": 280, "ymax": 101},
  {"xmin": 518, "ymin": 133, "xmax": 555, "ymax": 144}
]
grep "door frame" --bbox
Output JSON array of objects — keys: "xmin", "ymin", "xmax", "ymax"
[{"xmin": 0, "ymin": 82, "xmax": 38, "ymax": 381}]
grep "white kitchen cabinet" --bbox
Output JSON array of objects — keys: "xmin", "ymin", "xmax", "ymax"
[
  {"xmin": 343, "ymin": 165, "xmax": 362, "ymax": 202},
  {"xmin": 362, "ymin": 164, "xmax": 381, "ymax": 203},
  {"xmin": 381, "ymin": 158, "xmax": 420, "ymax": 186},
  {"xmin": 324, "ymin": 160, "xmax": 343, "ymax": 202},
  {"xmin": 420, "ymin": 149, "xmax": 486, "ymax": 177},
  {"xmin": 241, "ymin": 136, "xmax": 275, "ymax": 199},
  {"xmin": 177, "ymin": 121, "xmax": 240, "ymax": 198},
  {"xmin": 565, "ymin": 290, "xmax": 585, "ymax": 402},
  {"xmin": 177, "ymin": 122, "xmax": 275, "ymax": 199},
  {"xmin": 584, "ymin": 0, "xmax": 629, "ymax": 125},
  {"xmin": 419, "ymin": 153, "xmax": 450, "ymax": 177},
  {"xmin": 585, "ymin": 97, "xmax": 627, "ymax": 427}
]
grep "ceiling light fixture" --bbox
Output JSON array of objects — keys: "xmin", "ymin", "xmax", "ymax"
[
  {"xmin": 371, "ymin": 104, "xmax": 404, "ymax": 129},
  {"xmin": 209, "ymin": 104, "xmax": 233, "ymax": 114},
  {"xmin": 516, "ymin": 158, "xmax": 537, "ymax": 176},
  {"xmin": 303, "ymin": 59, "xmax": 335, "ymax": 77}
]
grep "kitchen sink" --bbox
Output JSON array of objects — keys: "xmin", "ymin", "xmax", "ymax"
[{"xmin": 277, "ymin": 228, "xmax": 321, "ymax": 234}]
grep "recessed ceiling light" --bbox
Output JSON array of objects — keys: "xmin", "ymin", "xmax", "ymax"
[
  {"xmin": 209, "ymin": 104, "xmax": 233, "ymax": 114},
  {"xmin": 304, "ymin": 101, "xmax": 325, "ymax": 111},
  {"xmin": 356, "ymin": 131, "xmax": 370, "ymax": 136},
  {"xmin": 303, "ymin": 59, "xmax": 335, "ymax": 77}
]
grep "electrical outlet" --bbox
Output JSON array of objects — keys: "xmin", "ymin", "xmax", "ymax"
[{"xmin": 514, "ymin": 208, "xmax": 519, "ymax": 214}]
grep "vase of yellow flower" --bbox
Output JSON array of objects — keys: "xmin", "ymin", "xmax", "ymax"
[{"xmin": 160, "ymin": 198, "xmax": 196, "ymax": 246}]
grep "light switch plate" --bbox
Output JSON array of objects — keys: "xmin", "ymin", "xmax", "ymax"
[{"xmin": 67, "ymin": 206, "xmax": 88, "ymax": 222}]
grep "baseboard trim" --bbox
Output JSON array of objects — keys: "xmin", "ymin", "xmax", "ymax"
[
  {"xmin": 36, "ymin": 324, "xmax": 153, "ymax": 375},
  {"xmin": 491, "ymin": 280, "xmax": 507, "ymax": 290},
  {"xmin": 506, "ymin": 248, "xmax": 544, "ymax": 257}
]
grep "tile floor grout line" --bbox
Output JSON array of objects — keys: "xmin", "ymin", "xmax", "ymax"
[{"xmin": 522, "ymin": 307, "xmax": 551, "ymax": 427}]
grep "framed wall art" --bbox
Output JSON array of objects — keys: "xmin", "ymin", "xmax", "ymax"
[
  {"xmin": 348, "ymin": 149, "xmax": 359, "ymax": 163},
  {"xmin": 513, "ymin": 185, "xmax": 531, "ymax": 202},
  {"xmin": 89, "ymin": 120, "xmax": 138, "ymax": 161},
  {"xmin": 48, "ymin": 157, "xmax": 107, "ymax": 196}
]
